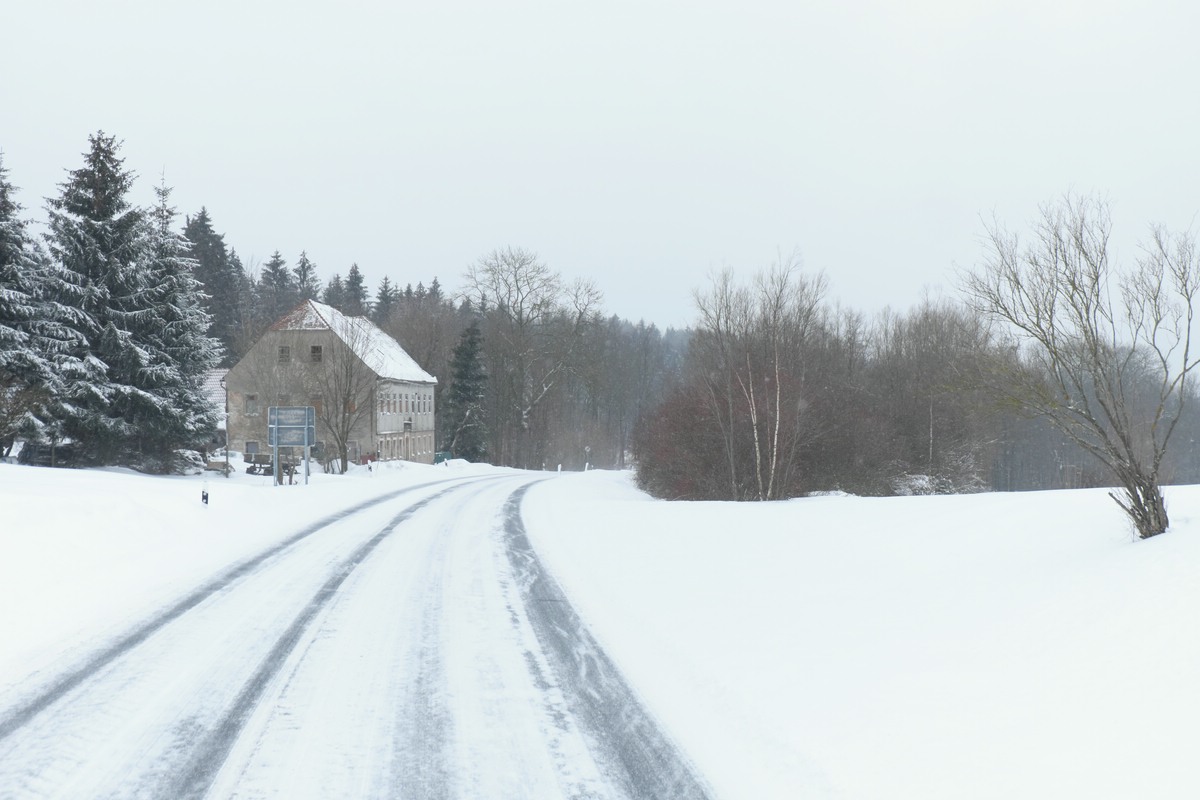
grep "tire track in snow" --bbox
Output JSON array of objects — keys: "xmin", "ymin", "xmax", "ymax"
[
  {"xmin": 190, "ymin": 475, "xmax": 538, "ymax": 800},
  {"xmin": 389, "ymin": 556, "xmax": 454, "ymax": 800},
  {"xmin": 166, "ymin": 483, "xmax": 471, "ymax": 799},
  {"xmin": 502, "ymin": 484, "xmax": 714, "ymax": 800},
  {"xmin": 0, "ymin": 475, "xmax": 488, "ymax": 746}
]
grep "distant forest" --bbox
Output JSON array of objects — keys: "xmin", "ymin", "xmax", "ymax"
[{"xmin": 5, "ymin": 133, "xmax": 1197, "ymax": 496}]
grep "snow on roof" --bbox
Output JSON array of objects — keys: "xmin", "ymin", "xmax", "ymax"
[
  {"xmin": 200, "ymin": 369, "xmax": 227, "ymax": 429},
  {"xmin": 272, "ymin": 301, "xmax": 437, "ymax": 384},
  {"xmin": 200, "ymin": 369, "xmax": 227, "ymax": 409}
]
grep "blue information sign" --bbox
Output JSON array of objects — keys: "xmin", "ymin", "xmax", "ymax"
[{"xmin": 267, "ymin": 406, "xmax": 317, "ymax": 485}]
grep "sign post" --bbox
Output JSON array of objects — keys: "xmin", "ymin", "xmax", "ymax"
[{"xmin": 268, "ymin": 406, "xmax": 317, "ymax": 485}]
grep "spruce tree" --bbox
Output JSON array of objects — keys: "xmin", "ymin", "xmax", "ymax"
[
  {"xmin": 323, "ymin": 273, "xmax": 346, "ymax": 310},
  {"xmin": 293, "ymin": 250, "xmax": 321, "ymax": 302},
  {"xmin": 373, "ymin": 275, "xmax": 398, "ymax": 325},
  {"xmin": 132, "ymin": 181, "xmax": 222, "ymax": 464},
  {"xmin": 257, "ymin": 250, "xmax": 295, "ymax": 321},
  {"xmin": 44, "ymin": 132, "xmax": 147, "ymax": 463},
  {"xmin": 183, "ymin": 207, "xmax": 240, "ymax": 363},
  {"xmin": 228, "ymin": 248, "xmax": 260, "ymax": 360},
  {"xmin": 443, "ymin": 319, "xmax": 488, "ymax": 461},
  {"xmin": 0, "ymin": 154, "xmax": 86, "ymax": 453},
  {"xmin": 0, "ymin": 154, "xmax": 51, "ymax": 384},
  {"xmin": 344, "ymin": 263, "xmax": 370, "ymax": 316}
]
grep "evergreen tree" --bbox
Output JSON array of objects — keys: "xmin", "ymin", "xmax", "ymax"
[
  {"xmin": 228, "ymin": 248, "xmax": 261, "ymax": 360},
  {"xmin": 293, "ymin": 250, "xmax": 321, "ymax": 302},
  {"xmin": 323, "ymin": 273, "xmax": 346, "ymax": 310},
  {"xmin": 183, "ymin": 207, "xmax": 240, "ymax": 364},
  {"xmin": 44, "ymin": 132, "xmax": 147, "ymax": 463},
  {"xmin": 443, "ymin": 319, "xmax": 488, "ymax": 461},
  {"xmin": 0, "ymin": 154, "xmax": 52, "ymax": 384},
  {"xmin": 373, "ymin": 275, "xmax": 398, "ymax": 325},
  {"xmin": 257, "ymin": 250, "xmax": 295, "ymax": 321},
  {"xmin": 0, "ymin": 154, "xmax": 85, "ymax": 454},
  {"xmin": 428, "ymin": 276, "xmax": 443, "ymax": 305},
  {"xmin": 344, "ymin": 262, "xmax": 369, "ymax": 316},
  {"xmin": 132, "ymin": 181, "xmax": 222, "ymax": 462}
]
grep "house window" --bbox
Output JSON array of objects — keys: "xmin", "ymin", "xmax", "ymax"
[
  {"xmin": 245, "ymin": 394, "xmax": 259, "ymax": 415},
  {"xmin": 246, "ymin": 440, "xmax": 259, "ymax": 455},
  {"xmin": 278, "ymin": 345, "xmax": 291, "ymax": 363},
  {"xmin": 310, "ymin": 345, "xmax": 322, "ymax": 363}
]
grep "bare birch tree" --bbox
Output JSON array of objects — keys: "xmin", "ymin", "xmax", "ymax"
[
  {"xmin": 963, "ymin": 194, "xmax": 1200, "ymax": 538},
  {"xmin": 693, "ymin": 255, "xmax": 826, "ymax": 500}
]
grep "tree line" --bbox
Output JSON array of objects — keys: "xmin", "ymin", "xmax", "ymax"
[
  {"xmin": 634, "ymin": 198, "xmax": 1200, "ymax": 540},
  {"xmin": 188, "ymin": 215, "xmax": 682, "ymax": 472},
  {"xmin": 0, "ymin": 132, "xmax": 683, "ymax": 474},
  {"xmin": 6, "ymin": 133, "xmax": 1196, "ymax": 537}
]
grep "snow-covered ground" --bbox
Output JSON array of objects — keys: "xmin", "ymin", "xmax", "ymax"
[{"xmin": 1, "ymin": 461, "xmax": 1198, "ymax": 798}]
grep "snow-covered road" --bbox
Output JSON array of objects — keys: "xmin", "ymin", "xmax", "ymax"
[{"xmin": 0, "ymin": 474, "xmax": 709, "ymax": 799}]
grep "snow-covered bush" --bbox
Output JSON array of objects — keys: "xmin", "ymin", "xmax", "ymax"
[
  {"xmin": 126, "ymin": 449, "xmax": 205, "ymax": 475},
  {"xmin": 892, "ymin": 473, "xmax": 948, "ymax": 496}
]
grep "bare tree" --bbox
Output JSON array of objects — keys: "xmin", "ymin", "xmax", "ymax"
[
  {"xmin": 692, "ymin": 255, "xmax": 827, "ymax": 500},
  {"xmin": 463, "ymin": 247, "xmax": 602, "ymax": 467},
  {"xmin": 303, "ymin": 319, "xmax": 378, "ymax": 474},
  {"xmin": 863, "ymin": 296, "xmax": 996, "ymax": 494},
  {"xmin": 963, "ymin": 194, "xmax": 1200, "ymax": 538}
]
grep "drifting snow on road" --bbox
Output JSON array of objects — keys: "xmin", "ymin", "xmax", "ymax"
[{"xmin": 0, "ymin": 476, "xmax": 710, "ymax": 799}]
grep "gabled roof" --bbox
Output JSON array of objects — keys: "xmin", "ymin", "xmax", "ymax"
[{"xmin": 271, "ymin": 300, "xmax": 437, "ymax": 384}]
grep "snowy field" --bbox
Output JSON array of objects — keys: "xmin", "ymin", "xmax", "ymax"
[{"xmin": 1, "ymin": 461, "xmax": 1198, "ymax": 799}]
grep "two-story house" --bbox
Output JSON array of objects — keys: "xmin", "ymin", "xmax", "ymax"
[{"xmin": 224, "ymin": 300, "xmax": 437, "ymax": 467}]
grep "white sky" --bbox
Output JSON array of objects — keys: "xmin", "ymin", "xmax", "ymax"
[{"xmin": 4, "ymin": 0, "xmax": 1199, "ymax": 329}]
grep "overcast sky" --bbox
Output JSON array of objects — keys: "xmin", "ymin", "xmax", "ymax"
[{"xmin": 5, "ymin": 0, "xmax": 1199, "ymax": 329}]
